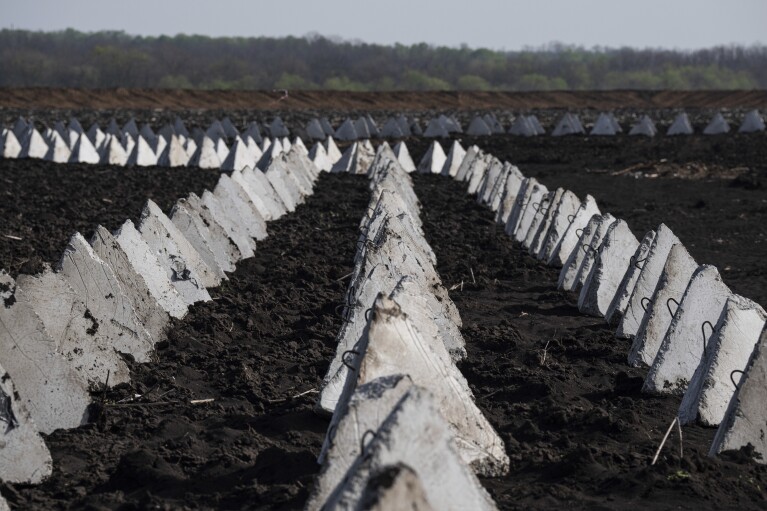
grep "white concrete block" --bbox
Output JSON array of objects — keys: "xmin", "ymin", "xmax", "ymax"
[
  {"xmin": 179, "ymin": 194, "xmax": 242, "ymax": 271},
  {"xmin": 213, "ymin": 174, "xmax": 268, "ymax": 241},
  {"xmin": 44, "ymin": 131, "xmax": 72, "ymax": 163},
  {"xmin": 114, "ymin": 220, "xmax": 188, "ymax": 319},
  {"xmin": 314, "ymin": 384, "xmax": 497, "ymax": 511},
  {"xmin": 309, "ymin": 142, "xmax": 332, "ymax": 172},
  {"xmin": 14, "ymin": 266, "xmax": 131, "ymax": 387},
  {"xmin": 392, "ymin": 142, "xmax": 416, "ymax": 173},
  {"xmin": 19, "ymin": 128, "xmax": 49, "ymax": 160},
  {"xmin": 417, "ymin": 141, "xmax": 447, "ymax": 174},
  {"xmin": 539, "ymin": 190, "xmax": 581, "ymax": 263},
  {"xmin": 528, "ymin": 188, "xmax": 564, "ymax": 256},
  {"xmin": 643, "ymin": 265, "xmax": 732, "ymax": 395},
  {"xmin": 201, "ymin": 190, "xmax": 258, "ymax": 258},
  {"xmin": 503, "ymin": 178, "xmax": 532, "ymax": 237},
  {"xmin": 90, "ymin": 225, "xmax": 170, "ymax": 341},
  {"xmin": 605, "ymin": 229, "xmax": 656, "ymax": 324},
  {"xmin": 59, "ymin": 233, "xmax": 154, "ymax": 363},
  {"xmin": 0, "ymin": 358, "xmax": 52, "ymax": 483},
  {"xmin": 454, "ymin": 146, "xmax": 480, "ymax": 182},
  {"xmin": 138, "ymin": 201, "xmax": 214, "ymax": 303},
  {"xmin": 337, "ymin": 296, "xmax": 508, "ymax": 477},
  {"xmin": 514, "ymin": 181, "xmax": 549, "ymax": 244},
  {"xmin": 170, "ymin": 200, "xmax": 228, "ymax": 279},
  {"xmin": 617, "ymin": 224, "xmax": 679, "ymax": 339},
  {"xmin": 265, "ymin": 160, "xmax": 302, "ymax": 210},
  {"xmin": 493, "ymin": 165, "xmax": 525, "ymax": 224},
  {"xmin": 156, "ymin": 134, "xmax": 189, "ymax": 167},
  {"xmin": 1, "ymin": 130, "xmax": 22, "ymax": 159},
  {"xmin": 710, "ymin": 328, "xmax": 767, "ymax": 462},
  {"xmin": 241, "ymin": 167, "xmax": 288, "ymax": 220},
  {"xmin": 324, "ymin": 136, "xmax": 343, "ymax": 164},
  {"xmin": 230, "ymin": 169, "xmax": 275, "ymax": 222},
  {"xmin": 548, "ymin": 195, "xmax": 600, "ymax": 267},
  {"xmin": 628, "ymin": 243, "xmax": 698, "ymax": 367},
  {"xmin": 489, "ymin": 163, "xmax": 515, "ymax": 213},
  {"xmin": 679, "ymin": 295, "xmax": 766, "ymax": 426},
  {"xmin": 126, "ymin": 135, "xmax": 158, "ymax": 167},
  {"xmin": 440, "ymin": 140, "xmax": 466, "ymax": 177},
  {"xmin": 0, "ymin": 273, "xmax": 91, "ymax": 434},
  {"xmin": 188, "ymin": 136, "xmax": 221, "ymax": 169},
  {"xmin": 467, "ymin": 154, "xmax": 493, "ymax": 195},
  {"xmin": 68, "ymin": 134, "xmax": 100, "ymax": 164},
  {"xmin": 558, "ymin": 214, "xmax": 613, "ymax": 292},
  {"xmin": 477, "ymin": 159, "xmax": 505, "ymax": 207},
  {"xmin": 578, "ymin": 220, "xmax": 639, "ymax": 317}
]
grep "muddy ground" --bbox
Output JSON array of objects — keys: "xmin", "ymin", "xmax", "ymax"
[{"xmin": 1, "ymin": 125, "xmax": 767, "ymax": 509}]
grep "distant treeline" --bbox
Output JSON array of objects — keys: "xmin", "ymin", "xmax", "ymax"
[{"xmin": 2, "ymin": 29, "xmax": 766, "ymax": 91}]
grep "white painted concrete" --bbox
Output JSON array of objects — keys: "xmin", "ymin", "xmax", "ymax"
[
  {"xmin": 605, "ymin": 229, "xmax": 656, "ymax": 324},
  {"xmin": 539, "ymin": 190, "xmax": 581, "ymax": 263},
  {"xmin": 547, "ymin": 195, "xmax": 600, "ymax": 267}
]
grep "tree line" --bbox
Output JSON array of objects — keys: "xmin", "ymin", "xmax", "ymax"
[{"xmin": 1, "ymin": 29, "xmax": 765, "ymax": 91}]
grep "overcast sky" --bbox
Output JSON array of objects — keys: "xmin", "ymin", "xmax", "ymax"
[{"xmin": 4, "ymin": 0, "xmax": 765, "ymax": 50}]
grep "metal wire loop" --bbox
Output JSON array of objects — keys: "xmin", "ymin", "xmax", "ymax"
[
  {"xmin": 633, "ymin": 256, "xmax": 647, "ymax": 270},
  {"xmin": 342, "ymin": 350, "xmax": 360, "ymax": 371},
  {"xmin": 701, "ymin": 321, "xmax": 715, "ymax": 357},
  {"xmin": 575, "ymin": 228, "xmax": 584, "ymax": 238},
  {"xmin": 641, "ymin": 297, "xmax": 653, "ymax": 312},
  {"xmin": 365, "ymin": 307, "xmax": 373, "ymax": 322},
  {"xmin": 730, "ymin": 369, "xmax": 745, "ymax": 390},
  {"xmin": 360, "ymin": 429, "xmax": 377, "ymax": 456},
  {"xmin": 580, "ymin": 244, "xmax": 595, "ymax": 254},
  {"xmin": 666, "ymin": 297, "xmax": 680, "ymax": 317},
  {"xmin": 567, "ymin": 214, "xmax": 576, "ymax": 223}
]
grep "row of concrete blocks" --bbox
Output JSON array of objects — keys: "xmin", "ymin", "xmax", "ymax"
[
  {"xmin": 0, "ymin": 115, "xmax": 349, "ymax": 172},
  {"xmin": 415, "ymin": 138, "xmax": 767, "ymax": 463},
  {"xmin": 0, "ymin": 139, "xmax": 325, "ymax": 491},
  {"xmin": 305, "ymin": 144, "xmax": 506, "ymax": 509}
]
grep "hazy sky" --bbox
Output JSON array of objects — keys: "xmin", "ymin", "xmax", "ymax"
[{"xmin": 4, "ymin": 0, "xmax": 765, "ymax": 50}]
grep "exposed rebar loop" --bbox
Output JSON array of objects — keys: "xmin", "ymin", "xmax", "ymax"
[
  {"xmin": 730, "ymin": 369, "xmax": 745, "ymax": 389},
  {"xmin": 667, "ymin": 297, "xmax": 680, "ymax": 317},
  {"xmin": 701, "ymin": 320, "xmax": 715, "ymax": 357},
  {"xmin": 641, "ymin": 297, "xmax": 653, "ymax": 312},
  {"xmin": 341, "ymin": 350, "xmax": 360, "ymax": 371}
]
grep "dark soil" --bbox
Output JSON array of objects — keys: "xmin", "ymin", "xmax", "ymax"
[{"xmin": 1, "ymin": 124, "xmax": 767, "ymax": 509}]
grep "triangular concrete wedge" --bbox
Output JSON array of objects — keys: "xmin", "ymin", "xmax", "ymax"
[
  {"xmin": 703, "ymin": 112, "xmax": 730, "ymax": 135},
  {"xmin": 138, "ymin": 200, "xmax": 215, "ymax": 303},
  {"xmin": 68, "ymin": 134, "xmax": 100, "ymax": 164},
  {"xmin": 264, "ymin": 166, "xmax": 298, "ymax": 213},
  {"xmin": 309, "ymin": 142, "xmax": 332, "ymax": 172},
  {"xmin": 392, "ymin": 142, "xmax": 416, "ymax": 173},
  {"xmin": 311, "ymin": 383, "xmax": 497, "ymax": 511},
  {"xmin": 547, "ymin": 195, "xmax": 600, "ymax": 267},
  {"xmin": 423, "ymin": 118, "xmax": 450, "ymax": 138},
  {"xmin": 380, "ymin": 117, "xmax": 405, "ymax": 138},
  {"xmin": 514, "ymin": 181, "xmax": 549, "ymax": 244},
  {"xmin": 200, "ymin": 191, "xmax": 257, "ymax": 258},
  {"xmin": 305, "ymin": 118, "xmax": 327, "ymax": 141},
  {"xmin": 44, "ymin": 131, "xmax": 72, "ymax": 163},
  {"xmin": 606, "ymin": 229, "xmax": 656, "ymax": 324},
  {"xmin": 114, "ymin": 220, "xmax": 189, "ymax": 319},
  {"xmin": 213, "ymin": 174, "xmax": 268, "ymax": 241},
  {"xmin": 679, "ymin": 295, "xmax": 766, "ymax": 426},
  {"xmin": 509, "ymin": 115, "xmax": 538, "ymax": 137},
  {"xmin": 14, "ymin": 265, "xmax": 131, "ymax": 387},
  {"xmin": 188, "ymin": 136, "xmax": 221, "ymax": 169},
  {"xmin": 100, "ymin": 135, "xmax": 128, "ymax": 166},
  {"xmin": 710, "ymin": 327, "xmax": 767, "ymax": 462},
  {"xmin": 338, "ymin": 296, "xmax": 508, "ymax": 477},
  {"xmin": 558, "ymin": 214, "xmax": 616, "ymax": 293},
  {"xmin": 334, "ymin": 118, "xmax": 359, "ymax": 141},
  {"xmin": 266, "ymin": 157, "xmax": 304, "ymax": 207},
  {"xmin": 240, "ymin": 167, "xmax": 288, "ymax": 220},
  {"xmin": 58, "ymin": 233, "xmax": 155, "ymax": 362},
  {"xmin": 179, "ymin": 194, "xmax": 242, "ymax": 271},
  {"xmin": 628, "ymin": 243, "xmax": 698, "ymax": 367},
  {"xmin": 90, "ymin": 225, "xmax": 171, "ymax": 341},
  {"xmin": 19, "ymin": 128, "xmax": 49, "ymax": 159},
  {"xmin": 589, "ymin": 113, "xmax": 618, "ymax": 136},
  {"xmin": 578, "ymin": 220, "xmax": 639, "ymax": 317},
  {"xmin": 629, "ymin": 115, "xmax": 657, "ymax": 137},
  {"xmin": 467, "ymin": 116, "xmax": 493, "ymax": 136},
  {"xmin": 643, "ymin": 265, "xmax": 732, "ymax": 395},
  {"xmin": 221, "ymin": 137, "xmax": 255, "ymax": 171},
  {"xmin": 539, "ymin": 190, "xmax": 581, "ymax": 263},
  {"xmin": 356, "ymin": 463, "xmax": 438, "ymax": 511},
  {"xmin": 466, "ymin": 155, "xmax": 494, "ymax": 196},
  {"xmin": 231, "ymin": 169, "xmax": 276, "ymax": 222},
  {"xmin": 0, "ymin": 360, "xmax": 52, "ymax": 483},
  {"xmin": 477, "ymin": 159, "xmax": 505, "ymax": 208},
  {"xmin": 526, "ymin": 188, "xmax": 564, "ymax": 255},
  {"xmin": 170, "ymin": 200, "xmax": 229, "ymax": 280},
  {"xmin": 454, "ymin": 146, "xmax": 481, "ymax": 182},
  {"xmin": 494, "ymin": 165, "xmax": 526, "ymax": 226},
  {"xmin": 739, "ymin": 109, "xmax": 765, "ymax": 133},
  {"xmin": 617, "ymin": 224, "xmax": 680, "ymax": 339},
  {"xmin": 503, "ymin": 178, "xmax": 531, "ymax": 237},
  {"xmin": 324, "ymin": 136, "xmax": 343, "ymax": 164},
  {"xmin": 156, "ymin": 134, "xmax": 189, "ymax": 168},
  {"xmin": 440, "ymin": 140, "xmax": 466, "ymax": 177},
  {"xmin": 0, "ymin": 272, "xmax": 91, "ymax": 433},
  {"xmin": 126, "ymin": 135, "xmax": 158, "ymax": 167},
  {"xmin": 488, "ymin": 163, "xmax": 515, "ymax": 212},
  {"xmin": 667, "ymin": 112, "xmax": 694, "ymax": 136}
]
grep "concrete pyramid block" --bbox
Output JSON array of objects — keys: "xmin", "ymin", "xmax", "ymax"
[
  {"xmin": 552, "ymin": 113, "xmax": 585, "ymax": 136},
  {"xmin": 331, "ymin": 142, "xmax": 363, "ymax": 174},
  {"xmin": 220, "ymin": 136, "xmax": 254, "ymax": 171},
  {"xmin": 105, "ymin": 118, "xmax": 121, "ymax": 137},
  {"xmin": 15, "ymin": 265, "xmax": 131, "ymax": 387},
  {"xmin": 19, "ymin": 128, "xmax": 49, "ymax": 159},
  {"xmin": 486, "ymin": 163, "xmax": 513, "ymax": 213},
  {"xmin": 667, "ymin": 112, "xmax": 694, "ymax": 136},
  {"xmin": 629, "ymin": 243, "xmax": 698, "ymax": 367},
  {"xmin": 590, "ymin": 112, "xmax": 619, "ymax": 136},
  {"xmin": 521, "ymin": 189, "xmax": 556, "ymax": 250},
  {"xmin": 240, "ymin": 167, "xmax": 288, "ymax": 219},
  {"xmin": 355, "ymin": 463, "xmax": 438, "ymax": 511},
  {"xmin": 86, "ymin": 122, "xmax": 105, "ymax": 147},
  {"xmin": 355, "ymin": 118, "xmax": 372, "ymax": 139},
  {"xmin": 269, "ymin": 116, "xmax": 290, "ymax": 138},
  {"xmin": 508, "ymin": 115, "xmax": 537, "ymax": 137},
  {"xmin": 738, "ymin": 109, "xmax": 765, "ymax": 133},
  {"xmin": 710, "ymin": 328, "xmax": 767, "ymax": 462},
  {"xmin": 334, "ymin": 119, "xmax": 359, "ymax": 141},
  {"xmin": 138, "ymin": 124, "xmax": 158, "ymax": 151},
  {"xmin": 392, "ymin": 142, "xmax": 416, "ymax": 173},
  {"xmin": 527, "ymin": 188, "xmax": 564, "ymax": 255},
  {"xmin": 644, "ymin": 265, "xmax": 732, "ymax": 395},
  {"xmin": 578, "ymin": 220, "xmax": 639, "ymax": 317},
  {"xmin": 606, "ymin": 229, "xmax": 656, "ymax": 324},
  {"xmin": 548, "ymin": 194, "xmax": 601, "ymax": 267},
  {"xmin": 90, "ymin": 225, "xmax": 170, "ymax": 341},
  {"xmin": 121, "ymin": 119, "xmax": 139, "ymax": 139},
  {"xmin": 305, "ymin": 118, "xmax": 327, "ymax": 140},
  {"xmin": 679, "ymin": 295, "xmax": 766, "ymax": 426},
  {"xmin": 156, "ymin": 134, "xmax": 189, "ymax": 167},
  {"xmin": 440, "ymin": 140, "xmax": 466, "ymax": 177},
  {"xmin": 504, "ymin": 177, "xmax": 533, "ymax": 237},
  {"xmin": 309, "ymin": 142, "xmax": 332, "ymax": 172},
  {"xmin": 423, "ymin": 118, "xmax": 450, "ymax": 138},
  {"xmin": 170, "ymin": 200, "xmax": 228, "ymax": 280},
  {"xmin": 703, "ymin": 112, "xmax": 730, "ymax": 135},
  {"xmin": 467, "ymin": 116, "xmax": 493, "ymax": 136},
  {"xmin": 213, "ymin": 173, "xmax": 268, "ymax": 241},
  {"xmin": 617, "ymin": 224, "xmax": 680, "ymax": 339},
  {"xmin": 200, "ymin": 190, "xmax": 257, "ymax": 258},
  {"xmin": 188, "ymin": 136, "xmax": 221, "ymax": 169},
  {"xmin": 230, "ymin": 169, "xmax": 276, "ymax": 221},
  {"xmin": 221, "ymin": 117, "xmax": 239, "ymax": 139},
  {"xmin": 114, "ymin": 220, "xmax": 189, "ymax": 319},
  {"xmin": 283, "ymin": 148, "xmax": 317, "ymax": 192},
  {"xmin": 138, "ymin": 200, "xmax": 215, "ymax": 303},
  {"xmin": 59, "ymin": 233, "xmax": 155, "ymax": 363},
  {"xmin": 264, "ymin": 164, "xmax": 298, "ymax": 213},
  {"xmin": 0, "ymin": 360, "xmax": 52, "ymax": 483},
  {"xmin": 629, "ymin": 115, "xmax": 657, "ymax": 137},
  {"xmin": 483, "ymin": 113, "xmax": 505, "ymax": 134},
  {"xmin": 539, "ymin": 189, "xmax": 581, "ymax": 263},
  {"xmin": 68, "ymin": 134, "xmax": 100, "ymax": 164},
  {"xmin": 271, "ymin": 153, "xmax": 310, "ymax": 202},
  {"xmin": 559, "ymin": 214, "xmax": 606, "ymax": 291},
  {"xmin": 324, "ymin": 136, "xmax": 343, "ymax": 164},
  {"xmin": 180, "ymin": 194, "xmax": 242, "ymax": 269},
  {"xmin": 466, "ymin": 154, "xmax": 494, "ymax": 195},
  {"xmin": 494, "ymin": 165, "xmax": 526, "ymax": 226},
  {"xmin": 122, "ymin": 133, "xmax": 136, "ymax": 157},
  {"xmin": 99, "ymin": 135, "xmax": 128, "ymax": 166},
  {"xmin": 214, "ymin": 137, "xmax": 229, "ymax": 163},
  {"xmin": 454, "ymin": 145, "xmax": 481, "ymax": 182},
  {"xmin": 514, "ymin": 181, "xmax": 549, "ymax": 244},
  {"xmin": 0, "ymin": 272, "xmax": 91, "ymax": 433},
  {"xmin": 313, "ymin": 383, "xmax": 497, "ymax": 511},
  {"xmin": 442, "ymin": 114, "xmax": 463, "ymax": 133},
  {"xmin": 44, "ymin": 131, "xmax": 72, "ymax": 163},
  {"xmin": 417, "ymin": 141, "xmax": 447, "ymax": 174},
  {"xmin": 126, "ymin": 135, "xmax": 158, "ymax": 167},
  {"xmin": 1, "ymin": 129, "xmax": 22, "ymax": 159},
  {"xmin": 477, "ymin": 159, "xmax": 506, "ymax": 208},
  {"xmin": 381, "ymin": 117, "xmax": 405, "ymax": 138},
  {"xmin": 339, "ymin": 296, "xmax": 508, "ymax": 476}
]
